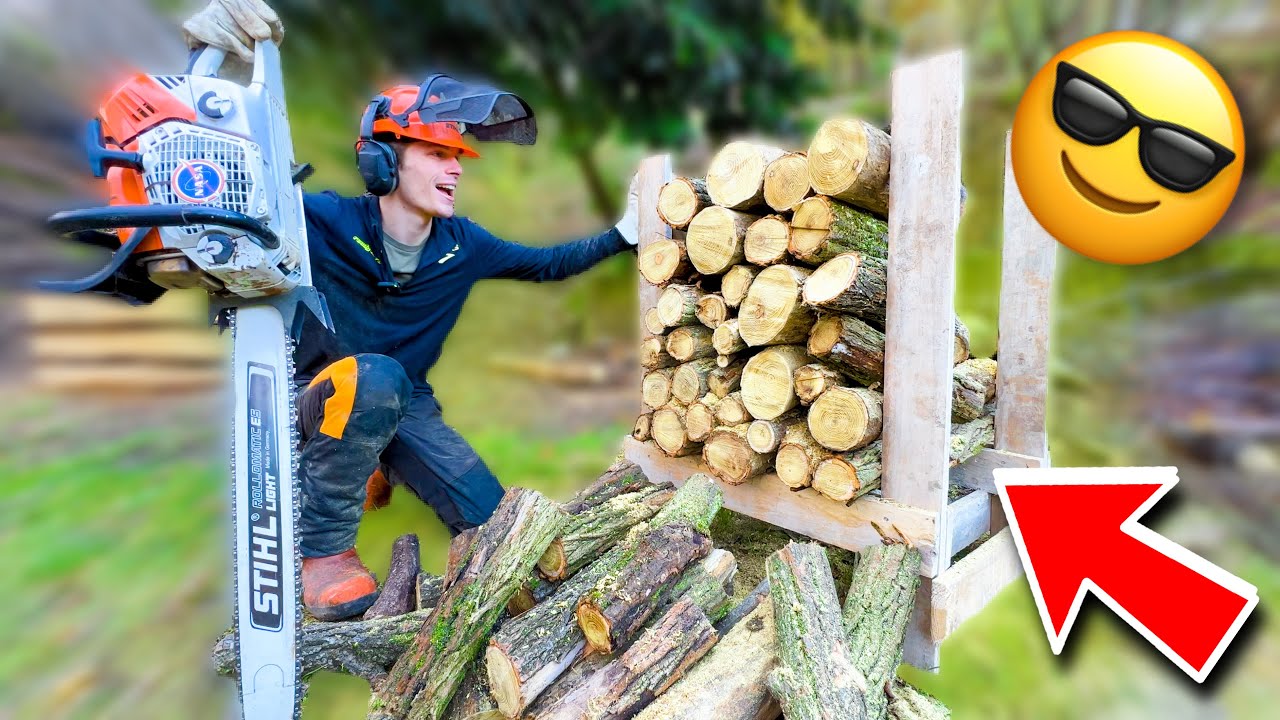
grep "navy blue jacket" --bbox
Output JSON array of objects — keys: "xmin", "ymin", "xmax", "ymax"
[{"xmin": 295, "ymin": 191, "xmax": 632, "ymax": 389}]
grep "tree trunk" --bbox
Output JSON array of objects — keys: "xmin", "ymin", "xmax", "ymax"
[
  {"xmin": 639, "ymin": 237, "xmax": 695, "ymax": 287},
  {"xmin": 652, "ymin": 400, "xmax": 700, "ymax": 457},
  {"xmin": 365, "ymin": 534, "xmax": 422, "ymax": 620},
  {"xmin": 641, "ymin": 337, "xmax": 679, "ymax": 371},
  {"xmin": 744, "ymin": 215, "xmax": 793, "ymax": 266},
  {"xmin": 644, "ymin": 307, "xmax": 667, "ymax": 336},
  {"xmin": 713, "ymin": 319, "xmax": 749, "ymax": 357},
  {"xmin": 949, "ymin": 414, "xmax": 995, "ymax": 467},
  {"xmin": 764, "ymin": 151, "xmax": 814, "ymax": 212},
  {"xmin": 657, "ymin": 284, "xmax": 707, "ymax": 328},
  {"xmin": 738, "ymin": 265, "xmax": 815, "ymax": 347},
  {"xmin": 685, "ymin": 393, "xmax": 722, "ymax": 443},
  {"xmin": 842, "ymin": 544, "xmax": 922, "ymax": 720},
  {"xmin": 539, "ymin": 482, "xmax": 674, "ymax": 581},
  {"xmin": 721, "ymin": 265, "xmax": 761, "ymax": 308},
  {"xmin": 418, "ymin": 575, "xmax": 444, "ymax": 611},
  {"xmin": 766, "ymin": 542, "xmax": 868, "ymax": 720},
  {"xmin": 747, "ymin": 411, "xmax": 805, "ymax": 454},
  {"xmin": 657, "ymin": 177, "xmax": 711, "ymax": 229},
  {"xmin": 886, "ymin": 680, "xmax": 951, "ymax": 720},
  {"xmin": 369, "ymin": 488, "xmax": 563, "ymax": 720},
  {"xmin": 802, "ymin": 252, "xmax": 889, "ymax": 325},
  {"xmin": 686, "ymin": 206, "xmax": 760, "ymax": 274},
  {"xmin": 790, "ymin": 196, "xmax": 888, "ymax": 265},
  {"xmin": 715, "ymin": 391, "xmax": 751, "ymax": 426},
  {"xmin": 667, "ymin": 326, "xmax": 716, "ymax": 363},
  {"xmin": 741, "ymin": 345, "xmax": 811, "ymax": 420},
  {"xmin": 951, "ymin": 358, "xmax": 996, "ymax": 423},
  {"xmin": 695, "ymin": 293, "xmax": 730, "ymax": 329},
  {"xmin": 808, "ymin": 386, "xmax": 884, "ymax": 452},
  {"xmin": 807, "ymin": 118, "xmax": 891, "ymax": 216},
  {"xmin": 632, "ymin": 413, "xmax": 652, "ymax": 442},
  {"xmin": 776, "ymin": 423, "xmax": 830, "ymax": 490},
  {"xmin": 707, "ymin": 141, "xmax": 788, "ymax": 210},
  {"xmin": 708, "ymin": 359, "xmax": 745, "ymax": 397},
  {"xmin": 812, "ymin": 441, "xmax": 884, "ymax": 503},
  {"xmin": 704, "ymin": 422, "xmax": 774, "ymax": 485},
  {"xmin": 793, "ymin": 362, "xmax": 848, "ymax": 405},
  {"xmin": 807, "ymin": 315, "xmax": 885, "ymax": 387}
]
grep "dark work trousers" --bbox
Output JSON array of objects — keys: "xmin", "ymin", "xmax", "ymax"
[{"xmin": 295, "ymin": 353, "xmax": 505, "ymax": 557}]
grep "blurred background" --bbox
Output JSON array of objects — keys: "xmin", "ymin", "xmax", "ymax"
[{"xmin": 1, "ymin": 0, "xmax": 1277, "ymax": 717}]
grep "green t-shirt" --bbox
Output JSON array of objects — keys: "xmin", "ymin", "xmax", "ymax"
[{"xmin": 382, "ymin": 233, "xmax": 425, "ymax": 283}]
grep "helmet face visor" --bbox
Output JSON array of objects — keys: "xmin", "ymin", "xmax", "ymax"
[{"xmin": 412, "ymin": 75, "xmax": 537, "ymax": 146}]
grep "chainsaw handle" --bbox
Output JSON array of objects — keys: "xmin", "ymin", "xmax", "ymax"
[
  {"xmin": 188, "ymin": 46, "xmax": 229, "ymax": 79},
  {"xmin": 187, "ymin": 41, "xmax": 282, "ymax": 97},
  {"xmin": 48, "ymin": 206, "xmax": 281, "ymax": 250}
]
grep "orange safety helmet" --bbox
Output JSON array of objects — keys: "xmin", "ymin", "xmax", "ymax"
[{"xmin": 368, "ymin": 84, "xmax": 480, "ymax": 158}]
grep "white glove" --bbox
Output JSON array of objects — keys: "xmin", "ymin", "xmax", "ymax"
[
  {"xmin": 614, "ymin": 173, "xmax": 640, "ymax": 246},
  {"xmin": 182, "ymin": 0, "xmax": 285, "ymax": 63}
]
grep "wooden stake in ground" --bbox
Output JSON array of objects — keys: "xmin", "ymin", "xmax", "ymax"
[
  {"xmin": 808, "ymin": 386, "xmax": 884, "ymax": 452},
  {"xmin": 802, "ymin": 252, "xmax": 889, "ymax": 326},
  {"xmin": 767, "ymin": 542, "xmax": 868, "ymax": 720},
  {"xmin": 641, "ymin": 337, "xmax": 679, "ymax": 371},
  {"xmin": 707, "ymin": 141, "xmax": 788, "ymax": 210},
  {"xmin": 369, "ymin": 488, "xmax": 563, "ymax": 720},
  {"xmin": 713, "ymin": 319, "xmax": 748, "ymax": 357},
  {"xmin": 667, "ymin": 326, "xmax": 716, "ymax": 363},
  {"xmin": 364, "ymin": 534, "xmax": 422, "ymax": 620},
  {"xmin": 747, "ymin": 411, "xmax": 805, "ymax": 454},
  {"xmin": 744, "ymin": 215, "xmax": 793, "ymax": 266},
  {"xmin": 738, "ymin": 265, "xmax": 815, "ymax": 347},
  {"xmin": 671, "ymin": 358, "xmax": 719, "ymax": 404},
  {"xmin": 684, "ymin": 393, "xmax": 721, "ymax": 443},
  {"xmin": 715, "ymin": 391, "xmax": 752, "ymax": 426},
  {"xmin": 951, "ymin": 358, "xmax": 996, "ymax": 422},
  {"xmin": 842, "ymin": 544, "xmax": 922, "ymax": 720},
  {"xmin": 686, "ymin": 206, "xmax": 760, "ymax": 275},
  {"xmin": 807, "ymin": 118, "xmax": 892, "ymax": 216},
  {"xmin": 741, "ymin": 345, "xmax": 811, "ymax": 420},
  {"xmin": 657, "ymin": 284, "xmax": 707, "ymax": 328},
  {"xmin": 790, "ymin": 196, "xmax": 888, "ymax": 265},
  {"xmin": 538, "ymin": 483, "xmax": 674, "ymax": 581},
  {"xmin": 721, "ymin": 265, "xmax": 761, "ymax": 308},
  {"xmin": 632, "ymin": 413, "xmax": 652, "ymax": 442},
  {"xmin": 776, "ymin": 422, "xmax": 829, "ymax": 489},
  {"xmin": 642, "ymin": 367, "xmax": 675, "ymax": 410},
  {"xmin": 703, "ymin": 423, "xmax": 773, "ymax": 485},
  {"xmin": 708, "ymin": 359, "xmax": 745, "ymax": 398},
  {"xmin": 695, "ymin": 293, "xmax": 730, "ymax": 328},
  {"xmin": 651, "ymin": 400, "xmax": 700, "ymax": 457},
  {"xmin": 657, "ymin": 177, "xmax": 711, "ymax": 229},
  {"xmin": 807, "ymin": 315, "xmax": 885, "ymax": 387},
  {"xmin": 793, "ymin": 362, "xmax": 847, "ymax": 405},
  {"xmin": 639, "ymin": 236, "xmax": 694, "ymax": 286},
  {"xmin": 764, "ymin": 151, "xmax": 814, "ymax": 212},
  {"xmin": 812, "ymin": 441, "xmax": 883, "ymax": 503}
]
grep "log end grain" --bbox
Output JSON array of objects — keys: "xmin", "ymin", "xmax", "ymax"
[
  {"xmin": 721, "ymin": 265, "xmax": 761, "ymax": 308},
  {"xmin": 707, "ymin": 141, "xmax": 787, "ymax": 210},
  {"xmin": 764, "ymin": 151, "xmax": 814, "ymax": 212},
  {"xmin": 686, "ymin": 206, "xmax": 755, "ymax": 274},
  {"xmin": 738, "ymin": 265, "xmax": 814, "ymax": 347},
  {"xmin": 807, "ymin": 118, "xmax": 891, "ymax": 216},
  {"xmin": 658, "ymin": 177, "xmax": 710, "ymax": 228},
  {"xmin": 808, "ymin": 386, "xmax": 884, "ymax": 452},
  {"xmin": 741, "ymin": 345, "xmax": 810, "ymax": 421},
  {"xmin": 639, "ymin": 237, "xmax": 690, "ymax": 286},
  {"xmin": 744, "ymin": 215, "xmax": 792, "ymax": 266}
]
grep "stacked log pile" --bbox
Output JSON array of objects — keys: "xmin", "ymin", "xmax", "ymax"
[{"xmin": 636, "ymin": 119, "xmax": 997, "ymax": 502}]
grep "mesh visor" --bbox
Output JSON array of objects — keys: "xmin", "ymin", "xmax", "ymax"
[{"xmin": 416, "ymin": 76, "xmax": 537, "ymax": 146}]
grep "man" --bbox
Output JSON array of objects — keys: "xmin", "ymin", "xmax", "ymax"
[{"xmin": 184, "ymin": 0, "xmax": 640, "ymax": 620}]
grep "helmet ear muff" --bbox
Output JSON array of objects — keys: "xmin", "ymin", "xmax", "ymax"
[{"xmin": 356, "ymin": 96, "xmax": 399, "ymax": 196}]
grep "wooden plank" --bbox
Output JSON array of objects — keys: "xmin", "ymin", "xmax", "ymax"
[
  {"xmin": 635, "ymin": 155, "xmax": 673, "ymax": 413},
  {"xmin": 623, "ymin": 437, "xmax": 942, "ymax": 574},
  {"xmin": 19, "ymin": 291, "xmax": 208, "ymax": 329},
  {"xmin": 901, "ymin": 578, "xmax": 940, "ymax": 671},
  {"xmin": 30, "ymin": 327, "xmax": 229, "ymax": 362},
  {"xmin": 928, "ymin": 528, "xmax": 1024, "ymax": 643},
  {"xmin": 881, "ymin": 50, "xmax": 965, "ymax": 572},
  {"xmin": 948, "ymin": 448, "xmax": 1042, "ymax": 494},
  {"xmin": 946, "ymin": 489, "xmax": 991, "ymax": 557}
]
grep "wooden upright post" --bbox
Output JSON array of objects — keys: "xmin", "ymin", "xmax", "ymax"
[{"xmin": 636, "ymin": 156, "xmax": 674, "ymax": 413}]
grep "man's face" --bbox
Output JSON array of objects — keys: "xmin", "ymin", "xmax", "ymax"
[{"xmin": 394, "ymin": 141, "xmax": 465, "ymax": 218}]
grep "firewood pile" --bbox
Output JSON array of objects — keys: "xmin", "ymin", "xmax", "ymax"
[
  {"xmin": 635, "ymin": 119, "xmax": 997, "ymax": 500},
  {"xmin": 211, "ymin": 461, "xmax": 950, "ymax": 719}
]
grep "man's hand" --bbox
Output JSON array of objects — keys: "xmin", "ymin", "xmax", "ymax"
[
  {"xmin": 614, "ymin": 173, "xmax": 641, "ymax": 246},
  {"xmin": 182, "ymin": 0, "xmax": 285, "ymax": 62}
]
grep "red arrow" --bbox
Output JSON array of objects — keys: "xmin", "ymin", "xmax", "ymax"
[{"xmin": 994, "ymin": 467, "xmax": 1258, "ymax": 682}]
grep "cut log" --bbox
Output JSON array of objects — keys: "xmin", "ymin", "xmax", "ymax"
[
  {"xmin": 539, "ymin": 484, "xmax": 674, "ymax": 581},
  {"xmin": 686, "ymin": 206, "xmax": 759, "ymax": 275},
  {"xmin": 671, "ymin": 358, "xmax": 719, "ymax": 405},
  {"xmin": 522, "ymin": 654, "xmax": 611, "ymax": 720},
  {"xmin": 843, "ymin": 544, "xmax": 922, "ymax": 720},
  {"xmin": 636, "ymin": 471, "xmax": 724, "ymax": 536},
  {"xmin": 738, "ymin": 265, "xmax": 815, "ymax": 347},
  {"xmin": 953, "ymin": 317, "xmax": 971, "ymax": 365},
  {"xmin": 652, "ymin": 401, "xmax": 700, "ymax": 457},
  {"xmin": 644, "ymin": 307, "xmax": 667, "ymax": 336},
  {"xmin": 364, "ymin": 534, "xmax": 422, "ymax": 620},
  {"xmin": 657, "ymin": 284, "xmax": 706, "ymax": 328},
  {"xmin": 806, "ymin": 315, "xmax": 885, "ymax": 387},
  {"xmin": 563, "ymin": 461, "xmax": 651, "ymax": 515},
  {"xmin": 418, "ymin": 574, "xmax": 444, "ymax": 610},
  {"xmin": 577, "ymin": 523, "xmax": 713, "ymax": 653},
  {"xmin": 370, "ymin": 488, "xmax": 563, "ymax": 720},
  {"xmin": 664, "ymin": 547, "xmax": 738, "ymax": 625},
  {"xmin": 667, "ymin": 326, "xmax": 716, "ymax": 363},
  {"xmin": 766, "ymin": 542, "xmax": 868, "ymax": 720},
  {"xmin": 708, "ymin": 359, "xmax": 745, "ymax": 398},
  {"xmin": 764, "ymin": 150, "xmax": 814, "ymax": 212},
  {"xmin": 887, "ymin": 680, "xmax": 951, "ymax": 720},
  {"xmin": 685, "ymin": 393, "xmax": 722, "ymax": 443},
  {"xmin": 747, "ymin": 411, "xmax": 804, "ymax": 454},
  {"xmin": 808, "ymin": 386, "xmax": 884, "ymax": 451},
  {"xmin": 744, "ymin": 215, "xmax": 793, "ymax": 266},
  {"xmin": 537, "ymin": 598, "xmax": 719, "ymax": 720},
  {"xmin": 641, "ymin": 367, "xmax": 675, "ymax": 410},
  {"xmin": 790, "ymin": 195, "xmax": 888, "ymax": 265},
  {"xmin": 641, "ymin": 337, "xmax": 679, "ymax": 371},
  {"xmin": 807, "ymin": 118, "xmax": 891, "ymax": 216},
  {"xmin": 508, "ymin": 575, "xmax": 558, "ymax": 617},
  {"xmin": 949, "ymin": 414, "xmax": 995, "ymax": 467},
  {"xmin": 657, "ymin": 177, "xmax": 711, "ymax": 229},
  {"xmin": 715, "ymin": 391, "xmax": 752, "ymax": 426},
  {"xmin": 445, "ymin": 527, "xmax": 479, "ymax": 588},
  {"xmin": 695, "ymin": 293, "xmax": 730, "ymax": 328},
  {"xmin": 632, "ymin": 413, "xmax": 653, "ymax": 442},
  {"xmin": 793, "ymin": 361, "xmax": 847, "ymax": 405},
  {"xmin": 775, "ymin": 423, "xmax": 829, "ymax": 490},
  {"xmin": 716, "ymin": 577, "xmax": 771, "ymax": 634},
  {"xmin": 713, "ymin": 319, "xmax": 749, "ymax": 357},
  {"xmin": 802, "ymin": 252, "xmax": 889, "ymax": 325},
  {"xmin": 741, "ymin": 345, "xmax": 811, "ymax": 420},
  {"xmin": 704, "ymin": 422, "xmax": 773, "ymax": 485},
  {"xmin": 812, "ymin": 441, "xmax": 883, "ymax": 502},
  {"xmin": 707, "ymin": 141, "xmax": 788, "ymax": 210},
  {"xmin": 717, "ymin": 354, "xmax": 735, "ymax": 368},
  {"xmin": 442, "ymin": 660, "xmax": 499, "ymax": 720},
  {"xmin": 951, "ymin": 358, "xmax": 997, "ymax": 422},
  {"xmin": 639, "ymin": 237, "xmax": 695, "ymax": 286},
  {"xmin": 721, "ymin": 265, "xmax": 760, "ymax": 308}
]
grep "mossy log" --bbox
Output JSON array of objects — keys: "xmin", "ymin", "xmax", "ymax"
[
  {"xmin": 793, "ymin": 361, "xmax": 847, "ymax": 405},
  {"xmin": 790, "ymin": 195, "xmax": 888, "ymax": 265},
  {"xmin": 707, "ymin": 141, "xmax": 788, "ymax": 210},
  {"xmin": 632, "ymin": 413, "xmax": 652, "ymax": 442},
  {"xmin": 812, "ymin": 441, "xmax": 883, "ymax": 503},
  {"xmin": 686, "ymin": 206, "xmax": 760, "ymax": 274},
  {"xmin": 672, "ymin": 358, "xmax": 720, "ymax": 405},
  {"xmin": 644, "ymin": 307, "xmax": 667, "ymax": 336},
  {"xmin": 369, "ymin": 488, "xmax": 564, "ymax": 720},
  {"xmin": 951, "ymin": 358, "xmax": 997, "ymax": 423},
  {"xmin": 704, "ymin": 422, "xmax": 774, "ymax": 485},
  {"xmin": 652, "ymin": 400, "xmax": 700, "ymax": 457},
  {"xmin": 887, "ymin": 680, "xmax": 951, "ymax": 720},
  {"xmin": 807, "ymin": 118, "xmax": 891, "ymax": 216},
  {"xmin": 685, "ymin": 393, "xmax": 721, "ymax": 443},
  {"xmin": 444, "ymin": 528, "xmax": 479, "ymax": 588},
  {"xmin": 802, "ymin": 252, "xmax": 889, "ymax": 326},
  {"xmin": 708, "ymin": 359, "xmax": 745, "ymax": 398},
  {"xmin": 641, "ymin": 336, "xmax": 679, "ymax": 371},
  {"xmin": 747, "ymin": 410, "xmax": 805, "ymax": 454},
  {"xmin": 713, "ymin": 319, "xmax": 749, "ymax": 357},
  {"xmin": 776, "ymin": 422, "xmax": 830, "ymax": 490},
  {"xmin": 766, "ymin": 542, "xmax": 868, "ymax": 720},
  {"xmin": 695, "ymin": 293, "xmax": 730, "ymax": 329},
  {"xmin": 642, "ymin": 367, "xmax": 676, "ymax": 410},
  {"xmin": 639, "ymin": 236, "xmax": 696, "ymax": 286},
  {"xmin": 843, "ymin": 544, "xmax": 923, "ymax": 720},
  {"xmin": 744, "ymin": 215, "xmax": 793, "ymax": 266},
  {"xmin": 657, "ymin": 177, "xmax": 712, "ymax": 229},
  {"xmin": 442, "ymin": 659, "xmax": 498, "ymax": 720},
  {"xmin": 721, "ymin": 265, "xmax": 761, "ymax": 308},
  {"xmin": 667, "ymin": 326, "xmax": 716, "ymax": 364},
  {"xmin": 715, "ymin": 391, "xmax": 752, "ymax": 426},
  {"xmin": 949, "ymin": 414, "xmax": 995, "ymax": 467},
  {"xmin": 657, "ymin": 284, "xmax": 707, "ymax": 328},
  {"xmin": 764, "ymin": 150, "xmax": 815, "ymax": 212},
  {"xmin": 365, "ymin": 534, "xmax": 422, "ymax": 620},
  {"xmin": 738, "ymin": 265, "xmax": 815, "ymax": 347},
  {"xmin": 808, "ymin": 386, "xmax": 884, "ymax": 452},
  {"xmin": 741, "ymin": 345, "xmax": 811, "ymax": 420},
  {"xmin": 807, "ymin": 315, "xmax": 886, "ymax": 387},
  {"xmin": 539, "ymin": 477, "xmax": 674, "ymax": 581},
  {"xmin": 418, "ymin": 574, "xmax": 444, "ymax": 611}
]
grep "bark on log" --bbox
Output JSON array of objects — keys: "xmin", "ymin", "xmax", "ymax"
[
  {"xmin": 685, "ymin": 393, "xmax": 721, "ymax": 443},
  {"xmin": 641, "ymin": 337, "xmax": 679, "ymax": 371},
  {"xmin": 949, "ymin": 414, "xmax": 995, "ymax": 467},
  {"xmin": 564, "ymin": 461, "xmax": 650, "ymax": 514},
  {"xmin": 715, "ymin": 391, "xmax": 751, "ymax": 426},
  {"xmin": 442, "ymin": 659, "xmax": 499, "ymax": 720},
  {"xmin": 766, "ymin": 542, "xmax": 868, "ymax": 720},
  {"xmin": 664, "ymin": 547, "xmax": 738, "ymax": 626},
  {"xmin": 686, "ymin": 206, "xmax": 760, "ymax": 275},
  {"xmin": 738, "ymin": 265, "xmax": 815, "ymax": 347},
  {"xmin": 744, "ymin": 215, "xmax": 793, "ymax": 266},
  {"xmin": 672, "ymin": 358, "xmax": 719, "ymax": 404},
  {"xmin": 652, "ymin": 400, "xmax": 700, "ymax": 457},
  {"xmin": 657, "ymin": 177, "xmax": 712, "ymax": 229},
  {"xmin": 713, "ymin": 319, "xmax": 749, "ymax": 357},
  {"xmin": 802, "ymin": 252, "xmax": 888, "ymax": 325},
  {"xmin": 508, "ymin": 575, "xmax": 558, "ymax": 617},
  {"xmin": 951, "ymin": 358, "xmax": 997, "ymax": 423},
  {"xmin": 741, "ymin": 345, "xmax": 811, "ymax": 420},
  {"xmin": 369, "ymin": 488, "xmax": 564, "ymax": 720},
  {"xmin": 708, "ymin": 359, "xmax": 745, "ymax": 398},
  {"xmin": 577, "ymin": 523, "xmax": 713, "ymax": 654},
  {"xmin": 807, "ymin": 118, "xmax": 891, "ymax": 216},
  {"xmin": 764, "ymin": 151, "xmax": 814, "ymax": 212},
  {"xmin": 667, "ymin": 326, "xmax": 716, "ymax": 363},
  {"xmin": 642, "ymin": 368, "xmax": 675, "ymax": 410},
  {"xmin": 522, "ymin": 654, "xmax": 611, "ymax": 720},
  {"xmin": 721, "ymin": 265, "xmax": 761, "ymax": 308},
  {"xmin": 793, "ymin": 362, "xmax": 847, "ymax": 405},
  {"xmin": 539, "ymin": 482, "xmax": 674, "ymax": 581},
  {"xmin": 887, "ymin": 680, "xmax": 951, "ymax": 720},
  {"xmin": 775, "ymin": 422, "xmax": 830, "ymax": 490},
  {"xmin": 790, "ymin": 195, "xmax": 888, "ymax": 265},
  {"xmin": 842, "ymin": 544, "xmax": 922, "ymax": 720},
  {"xmin": 747, "ymin": 411, "xmax": 804, "ymax": 454},
  {"xmin": 716, "ymin": 578, "xmax": 771, "ymax": 634},
  {"xmin": 807, "ymin": 315, "xmax": 885, "ymax": 387},
  {"xmin": 644, "ymin": 308, "xmax": 667, "ymax": 337},
  {"xmin": 707, "ymin": 141, "xmax": 788, "ymax": 210},
  {"xmin": 695, "ymin": 293, "xmax": 730, "ymax": 329},
  {"xmin": 639, "ymin": 237, "xmax": 695, "ymax": 287},
  {"xmin": 808, "ymin": 386, "xmax": 884, "ymax": 452},
  {"xmin": 632, "ymin": 413, "xmax": 652, "ymax": 442},
  {"xmin": 365, "ymin": 534, "xmax": 422, "ymax": 620},
  {"xmin": 418, "ymin": 575, "xmax": 444, "ymax": 611},
  {"xmin": 953, "ymin": 317, "xmax": 971, "ymax": 365},
  {"xmin": 445, "ymin": 528, "xmax": 479, "ymax": 588},
  {"xmin": 812, "ymin": 441, "xmax": 884, "ymax": 503},
  {"xmin": 657, "ymin": 284, "xmax": 707, "ymax": 328},
  {"xmin": 704, "ymin": 422, "xmax": 773, "ymax": 485}
]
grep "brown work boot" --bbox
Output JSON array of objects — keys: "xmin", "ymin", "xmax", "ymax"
[{"xmin": 302, "ymin": 549, "xmax": 379, "ymax": 621}]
